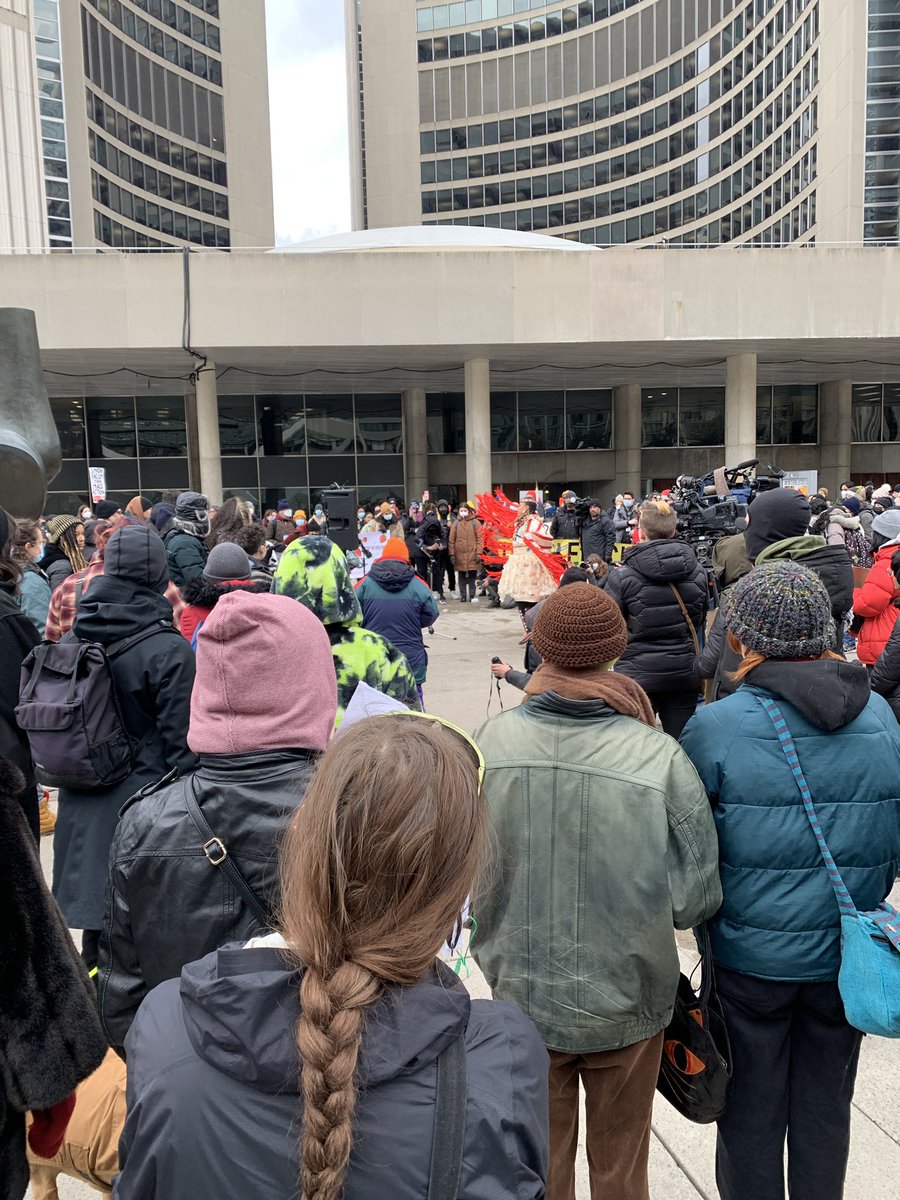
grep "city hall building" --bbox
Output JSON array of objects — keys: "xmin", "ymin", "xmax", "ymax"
[
  {"xmin": 2, "ymin": 233, "xmax": 899, "ymax": 515},
  {"xmin": 347, "ymin": 0, "xmax": 895, "ymax": 248}
]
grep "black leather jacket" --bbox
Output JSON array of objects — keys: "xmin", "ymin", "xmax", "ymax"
[{"xmin": 98, "ymin": 749, "xmax": 316, "ymax": 1052}]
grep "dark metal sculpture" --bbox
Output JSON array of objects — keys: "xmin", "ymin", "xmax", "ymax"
[{"xmin": 0, "ymin": 308, "xmax": 61, "ymax": 516}]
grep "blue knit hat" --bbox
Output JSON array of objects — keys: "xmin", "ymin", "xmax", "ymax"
[{"xmin": 721, "ymin": 561, "xmax": 832, "ymax": 659}]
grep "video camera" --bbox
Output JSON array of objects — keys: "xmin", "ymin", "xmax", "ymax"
[{"xmin": 671, "ymin": 459, "xmax": 784, "ymax": 569}]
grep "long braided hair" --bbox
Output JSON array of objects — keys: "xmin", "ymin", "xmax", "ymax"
[
  {"xmin": 45, "ymin": 514, "xmax": 88, "ymax": 572},
  {"xmin": 279, "ymin": 715, "xmax": 486, "ymax": 1200}
]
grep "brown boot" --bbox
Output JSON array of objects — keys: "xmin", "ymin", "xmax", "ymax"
[{"xmin": 39, "ymin": 791, "xmax": 56, "ymax": 836}]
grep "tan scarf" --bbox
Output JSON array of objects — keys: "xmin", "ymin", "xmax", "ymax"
[{"xmin": 524, "ymin": 661, "xmax": 657, "ymax": 727}]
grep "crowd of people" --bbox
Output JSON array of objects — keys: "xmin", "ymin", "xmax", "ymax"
[{"xmin": 1, "ymin": 476, "xmax": 899, "ymax": 1200}]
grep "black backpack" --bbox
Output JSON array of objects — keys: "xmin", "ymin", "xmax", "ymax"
[{"xmin": 16, "ymin": 623, "xmax": 176, "ymax": 790}]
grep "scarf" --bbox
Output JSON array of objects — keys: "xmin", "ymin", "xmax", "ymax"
[{"xmin": 524, "ymin": 661, "xmax": 657, "ymax": 727}]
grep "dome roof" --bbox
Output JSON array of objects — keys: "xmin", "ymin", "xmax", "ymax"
[{"xmin": 274, "ymin": 225, "xmax": 592, "ymax": 253}]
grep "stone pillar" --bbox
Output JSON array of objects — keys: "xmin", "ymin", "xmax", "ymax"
[
  {"xmin": 612, "ymin": 384, "xmax": 641, "ymax": 499},
  {"xmin": 819, "ymin": 379, "xmax": 852, "ymax": 499},
  {"xmin": 725, "ymin": 353, "xmax": 758, "ymax": 466},
  {"xmin": 402, "ymin": 387, "xmax": 428, "ymax": 501},
  {"xmin": 464, "ymin": 357, "xmax": 491, "ymax": 500},
  {"xmin": 195, "ymin": 361, "xmax": 223, "ymax": 506}
]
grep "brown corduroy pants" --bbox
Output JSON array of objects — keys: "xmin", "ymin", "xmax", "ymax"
[{"xmin": 546, "ymin": 1031, "xmax": 664, "ymax": 1200}]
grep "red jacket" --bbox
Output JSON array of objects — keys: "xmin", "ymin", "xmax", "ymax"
[{"xmin": 853, "ymin": 543, "xmax": 900, "ymax": 665}]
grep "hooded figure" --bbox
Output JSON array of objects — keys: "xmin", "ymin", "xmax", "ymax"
[
  {"xmin": 98, "ymin": 592, "xmax": 338, "ymax": 1053},
  {"xmin": 178, "ymin": 541, "xmax": 271, "ymax": 644},
  {"xmin": 52, "ymin": 525, "xmax": 197, "ymax": 969},
  {"xmin": 274, "ymin": 535, "xmax": 421, "ymax": 723},
  {"xmin": 699, "ymin": 488, "xmax": 854, "ymax": 701},
  {"xmin": 354, "ymin": 540, "xmax": 439, "ymax": 687},
  {"xmin": 679, "ymin": 561, "xmax": 900, "ymax": 1200},
  {"xmin": 162, "ymin": 492, "xmax": 210, "ymax": 588}
]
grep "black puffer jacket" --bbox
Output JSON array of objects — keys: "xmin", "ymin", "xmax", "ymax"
[
  {"xmin": 115, "ymin": 948, "xmax": 548, "ymax": 1199},
  {"xmin": 606, "ymin": 539, "xmax": 708, "ymax": 691},
  {"xmin": 871, "ymin": 619, "xmax": 900, "ymax": 721},
  {"xmin": 0, "ymin": 590, "xmax": 40, "ymax": 839},
  {"xmin": 98, "ymin": 749, "xmax": 316, "ymax": 1052}
]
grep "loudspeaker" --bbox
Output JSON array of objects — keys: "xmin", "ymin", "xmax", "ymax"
[{"xmin": 322, "ymin": 488, "xmax": 358, "ymax": 552}]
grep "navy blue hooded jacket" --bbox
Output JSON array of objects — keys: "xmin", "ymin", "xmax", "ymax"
[
  {"xmin": 355, "ymin": 558, "xmax": 439, "ymax": 683},
  {"xmin": 680, "ymin": 657, "xmax": 900, "ymax": 982},
  {"xmin": 114, "ymin": 946, "xmax": 549, "ymax": 1200}
]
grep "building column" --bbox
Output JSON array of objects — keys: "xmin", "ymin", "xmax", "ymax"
[
  {"xmin": 612, "ymin": 384, "xmax": 641, "ymax": 499},
  {"xmin": 195, "ymin": 361, "xmax": 222, "ymax": 505},
  {"xmin": 819, "ymin": 379, "xmax": 852, "ymax": 499},
  {"xmin": 725, "ymin": 353, "xmax": 758, "ymax": 467},
  {"xmin": 402, "ymin": 387, "xmax": 428, "ymax": 501},
  {"xmin": 464, "ymin": 357, "xmax": 491, "ymax": 500}
]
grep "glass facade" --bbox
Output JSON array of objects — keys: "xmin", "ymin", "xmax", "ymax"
[
  {"xmin": 851, "ymin": 382, "xmax": 900, "ymax": 441},
  {"xmin": 34, "ymin": 0, "xmax": 73, "ymax": 250},
  {"xmin": 864, "ymin": 0, "xmax": 900, "ymax": 244},
  {"xmin": 414, "ymin": 0, "xmax": 820, "ymax": 245},
  {"xmin": 47, "ymin": 395, "xmax": 191, "ymax": 511},
  {"xmin": 218, "ymin": 393, "xmax": 406, "ymax": 513},
  {"xmin": 426, "ymin": 388, "xmax": 612, "ymax": 452},
  {"xmin": 756, "ymin": 383, "xmax": 818, "ymax": 443},
  {"xmin": 80, "ymin": 0, "xmax": 230, "ymax": 250}
]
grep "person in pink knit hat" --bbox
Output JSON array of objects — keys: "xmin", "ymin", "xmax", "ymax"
[{"xmin": 96, "ymin": 590, "xmax": 338, "ymax": 1053}]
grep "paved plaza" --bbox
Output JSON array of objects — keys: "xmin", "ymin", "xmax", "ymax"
[{"xmin": 35, "ymin": 601, "xmax": 900, "ymax": 1199}]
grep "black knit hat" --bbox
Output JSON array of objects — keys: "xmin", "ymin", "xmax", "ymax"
[
  {"xmin": 721, "ymin": 561, "xmax": 832, "ymax": 659},
  {"xmin": 532, "ymin": 582, "xmax": 627, "ymax": 668}
]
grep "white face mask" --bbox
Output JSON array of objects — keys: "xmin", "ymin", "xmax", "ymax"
[
  {"xmin": 357, "ymin": 511, "xmax": 365, "ymax": 520},
  {"xmin": 624, "ymin": 497, "xmax": 634, "ymax": 508},
  {"xmin": 459, "ymin": 509, "xmax": 469, "ymax": 519}
]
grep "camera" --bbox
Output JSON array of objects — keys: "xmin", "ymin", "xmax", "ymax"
[
  {"xmin": 491, "ymin": 656, "xmax": 502, "ymax": 664},
  {"xmin": 671, "ymin": 459, "xmax": 784, "ymax": 569}
]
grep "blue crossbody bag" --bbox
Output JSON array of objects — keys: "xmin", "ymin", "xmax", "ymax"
[{"xmin": 759, "ymin": 696, "xmax": 900, "ymax": 1038}]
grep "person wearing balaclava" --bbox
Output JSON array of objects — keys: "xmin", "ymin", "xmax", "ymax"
[
  {"xmin": 162, "ymin": 491, "xmax": 210, "ymax": 588},
  {"xmin": 699, "ymin": 488, "xmax": 854, "ymax": 701},
  {"xmin": 52, "ymin": 524, "xmax": 197, "ymax": 979}
]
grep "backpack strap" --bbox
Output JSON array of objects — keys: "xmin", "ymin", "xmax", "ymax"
[
  {"xmin": 20, "ymin": 643, "xmax": 54, "ymax": 703},
  {"xmin": 668, "ymin": 583, "xmax": 700, "ymax": 657},
  {"xmin": 756, "ymin": 696, "xmax": 857, "ymax": 921},
  {"xmin": 427, "ymin": 1029, "xmax": 468, "ymax": 1200},
  {"xmin": 181, "ymin": 776, "xmax": 270, "ymax": 927},
  {"xmin": 105, "ymin": 621, "xmax": 178, "ymax": 659}
]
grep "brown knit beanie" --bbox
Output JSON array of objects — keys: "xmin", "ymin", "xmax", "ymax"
[{"xmin": 532, "ymin": 582, "xmax": 627, "ymax": 668}]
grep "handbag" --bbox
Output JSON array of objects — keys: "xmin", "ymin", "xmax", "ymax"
[
  {"xmin": 668, "ymin": 583, "xmax": 713, "ymax": 703},
  {"xmin": 759, "ymin": 695, "xmax": 900, "ymax": 1037},
  {"xmin": 656, "ymin": 924, "xmax": 732, "ymax": 1123}
]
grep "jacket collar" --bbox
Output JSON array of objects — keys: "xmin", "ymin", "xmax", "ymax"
[{"xmin": 524, "ymin": 691, "xmax": 619, "ymax": 721}]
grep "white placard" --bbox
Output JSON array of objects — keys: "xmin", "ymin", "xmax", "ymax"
[
  {"xmin": 781, "ymin": 470, "xmax": 818, "ymax": 496},
  {"xmin": 88, "ymin": 466, "xmax": 106, "ymax": 502}
]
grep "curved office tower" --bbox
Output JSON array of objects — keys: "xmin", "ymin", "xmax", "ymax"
[
  {"xmin": 348, "ymin": 1, "xmax": 880, "ymax": 246},
  {"xmin": 47, "ymin": 0, "xmax": 275, "ymax": 250}
]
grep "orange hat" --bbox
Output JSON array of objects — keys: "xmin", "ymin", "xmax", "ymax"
[{"xmin": 380, "ymin": 539, "xmax": 410, "ymax": 563}]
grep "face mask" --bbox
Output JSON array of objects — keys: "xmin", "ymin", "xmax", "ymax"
[
  {"xmin": 357, "ymin": 511, "xmax": 365, "ymax": 520},
  {"xmin": 35, "ymin": 543, "xmax": 45, "ymax": 563},
  {"xmin": 315, "ymin": 506, "xmax": 324, "ymax": 516},
  {"xmin": 459, "ymin": 510, "xmax": 469, "ymax": 519},
  {"xmin": 384, "ymin": 514, "xmax": 393, "ymax": 523},
  {"xmin": 624, "ymin": 498, "xmax": 634, "ymax": 508}
]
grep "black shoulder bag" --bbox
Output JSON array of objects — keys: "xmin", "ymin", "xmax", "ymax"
[{"xmin": 427, "ymin": 1030, "xmax": 468, "ymax": 1200}]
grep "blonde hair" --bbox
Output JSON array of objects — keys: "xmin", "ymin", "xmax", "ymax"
[
  {"xmin": 638, "ymin": 499, "xmax": 677, "ymax": 539},
  {"xmin": 280, "ymin": 716, "xmax": 487, "ymax": 1200}
]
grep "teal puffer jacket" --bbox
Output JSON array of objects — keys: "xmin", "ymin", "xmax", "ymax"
[
  {"xmin": 472, "ymin": 691, "xmax": 722, "ymax": 1054},
  {"xmin": 679, "ymin": 657, "xmax": 900, "ymax": 983}
]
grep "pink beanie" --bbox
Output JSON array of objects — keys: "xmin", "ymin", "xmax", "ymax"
[{"xmin": 188, "ymin": 591, "xmax": 337, "ymax": 754}]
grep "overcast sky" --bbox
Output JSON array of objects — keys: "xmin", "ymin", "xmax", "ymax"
[{"xmin": 265, "ymin": 1, "xmax": 352, "ymax": 245}]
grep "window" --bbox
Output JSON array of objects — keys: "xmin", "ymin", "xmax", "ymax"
[
  {"xmin": 852, "ymin": 383, "xmax": 900, "ymax": 442},
  {"xmin": 565, "ymin": 389, "xmax": 612, "ymax": 449},
  {"xmin": 51, "ymin": 398, "xmax": 87, "ymax": 459},
  {"xmin": 518, "ymin": 391, "xmax": 564, "ymax": 451},
  {"xmin": 426, "ymin": 393, "xmax": 466, "ymax": 453},
  {"xmin": 354, "ymin": 395, "xmax": 403, "ymax": 454},
  {"xmin": 771, "ymin": 385, "xmax": 817, "ymax": 444},
  {"xmin": 85, "ymin": 397, "xmax": 137, "ymax": 458},
  {"xmin": 490, "ymin": 391, "xmax": 517, "ymax": 451},
  {"xmin": 641, "ymin": 388, "xmax": 724, "ymax": 448}
]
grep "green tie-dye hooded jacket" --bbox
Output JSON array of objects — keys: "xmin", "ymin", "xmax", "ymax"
[{"xmin": 274, "ymin": 536, "xmax": 421, "ymax": 723}]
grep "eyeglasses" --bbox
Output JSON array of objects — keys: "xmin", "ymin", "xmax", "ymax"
[{"xmin": 383, "ymin": 710, "xmax": 485, "ymax": 789}]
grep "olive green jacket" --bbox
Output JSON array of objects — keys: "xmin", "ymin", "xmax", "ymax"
[{"xmin": 472, "ymin": 692, "xmax": 722, "ymax": 1053}]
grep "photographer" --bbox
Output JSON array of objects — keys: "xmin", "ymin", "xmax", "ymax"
[
  {"xmin": 581, "ymin": 500, "xmax": 616, "ymax": 563},
  {"xmin": 549, "ymin": 491, "xmax": 580, "ymax": 541}
]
